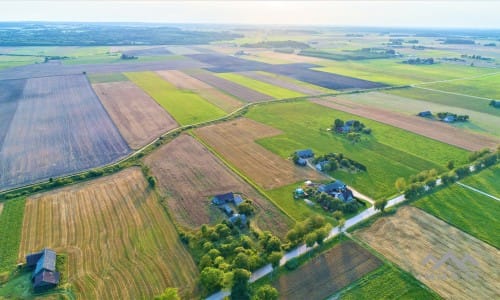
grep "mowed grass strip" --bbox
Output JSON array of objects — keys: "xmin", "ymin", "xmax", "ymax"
[
  {"xmin": 460, "ymin": 165, "xmax": 500, "ymax": 198},
  {"xmin": 216, "ymin": 72, "xmax": 306, "ymax": 99},
  {"xmin": 0, "ymin": 198, "xmax": 26, "ymax": 273},
  {"xmin": 125, "ymin": 71, "xmax": 225, "ymax": 125}
]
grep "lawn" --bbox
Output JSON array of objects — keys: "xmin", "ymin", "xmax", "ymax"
[
  {"xmin": 0, "ymin": 198, "xmax": 26, "ymax": 274},
  {"xmin": 0, "ymin": 55, "xmax": 43, "ymax": 70},
  {"xmin": 413, "ymin": 182, "xmax": 500, "ymax": 248},
  {"xmin": 216, "ymin": 72, "xmax": 306, "ymax": 99},
  {"xmin": 87, "ymin": 72, "xmax": 129, "ymax": 83},
  {"xmin": 460, "ymin": 164, "xmax": 500, "ymax": 198},
  {"xmin": 125, "ymin": 71, "xmax": 226, "ymax": 125},
  {"xmin": 338, "ymin": 265, "xmax": 441, "ymax": 300},
  {"xmin": 246, "ymin": 101, "xmax": 468, "ymax": 199},
  {"xmin": 423, "ymin": 73, "xmax": 500, "ymax": 100},
  {"xmin": 313, "ymin": 59, "xmax": 493, "ymax": 86}
]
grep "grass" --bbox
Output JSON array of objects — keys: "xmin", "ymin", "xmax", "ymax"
[
  {"xmin": 337, "ymin": 264, "xmax": 441, "ymax": 300},
  {"xmin": 460, "ymin": 164, "xmax": 500, "ymax": 197},
  {"xmin": 423, "ymin": 73, "xmax": 500, "ymax": 100},
  {"xmin": 0, "ymin": 55, "xmax": 43, "ymax": 70},
  {"xmin": 413, "ymin": 183, "xmax": 500, "ymax": 248},
  {"xmin": 0, "ymin": 198, "xmax": 26, "ymax": 273},
  {"xmin": 313, "ymin": 59, "xmax": 494, "ymax": 86},
  {"xmin": 246, "ymin": 101, "xmax": 468, "ymax": 199},
  {"xmin": 87, "ymin": 72, "xmax": 129, "ymax": 83},
  {"xmin": 216, "ymin": 72, "xmax": 306, "ymax": 99},
  {"xmin": 125, "ymin": 71, "xmax": 226, "ymax": 125}
]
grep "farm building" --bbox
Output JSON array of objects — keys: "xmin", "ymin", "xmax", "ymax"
[
  {"xmin": 233, "ymin": 194, "xmax": 244, "ymax": 206},
  {"xmin": 212, "ymin": 192, "xmax": 235, "ymax": 205},
  {"xmin": 318, "ymin": 180, "xmax": 354, "ymax": 202},
  {"xmin": 297, "ymin": 158, "xmax": 308, "ymax": 166},
  {"xmin": 345, "ymin": 120, "xmax": 356, "ymax": 126},
  {"xmin": 222, "ymin": 204, "xmax": 234, "ymax": 216},
  {"xmin": 294, "ymin": 188, "xmax": 305, "ymax": 198},
  {"xmin": 315, "ymin": 161, "xmax": 329, "ymax": 171},
  {"xmin": 25, "ymin": 248, "xmax": 60, "ymax": 292},
  {"xmin": 418, "ymin": 111, "xmax": 432, "ymax": 117},
  {"xmin": 489, "ymin": 100, "xmax": 500, "ymax": 108},
  {"xmin": 443, "ymin": 115, "xmax": 456, "ymax": 123},
  {"xmin": 229, "ymin": 214, "xmax": 247, "ymax": 224},
  {"xmin": 337, "ymin": 125, "xmax": 352, "ymax": 133},
  {"xmin": 295, "ymin": 149, "xmax": 314, "ymax": 159}
]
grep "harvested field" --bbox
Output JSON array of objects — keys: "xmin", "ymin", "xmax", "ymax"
[
  {"xmin": 144, "ymin": 135, "xmax": 292, "ymax": 237},
  {"xmin": 122, "ymin": 46, "xmax": 172, "ymax": 56},
  {"xmin": 187, "ymin": 53, "xmax": 270, "ymax": 72},
  {"xmin": 355, "ymin": 206, "xmax": 500, "ymax": 300},
  {"xmin": 188, "ymin": 71, "xmax": 273, "ymax": 102},
  {"xmin": 196, "ymin": 88, "xmax": 244, "ymax": 112},
  {"xmin": 313, "ymin": 97, "xmax": 499, "ymax": 151},
  {"xmin": 274, "ymin": 241, "xmax": 382, "ymax": 300},
  {"xmin": 18, "ymin": 168, "xmax": 199, "ymax": 299},
  {"xmin": 0, "ymin": 75, "xmax": 130, "ymax": 191},
  {"xmin": 0, "ymin": 79, "xmax": 25, "ymax": 148},
  {"xmin": 240, "ymin": 71, "xmax": 331, "ymax": 95},
  {"xmin": 253, "ymin": 51, "xmax": 324, "ymax": 64},
  {"xmin": 156, "ymin": 69, "xmax": 212, "ymax": 90},
  {"xmin": 92, "ymin": 81, "xmax": 178, "ymax": 149},
  {"xmin": 195, "ymin": 118, "xmax": 323, "ymax": 189}
]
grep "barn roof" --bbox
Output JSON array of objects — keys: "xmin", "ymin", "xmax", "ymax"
[
  {"xmin": 33, "ymin": 270, "xmax": 60, "ymax": 287},
  {"xmin": 296, "ymin": 149, "xmax": 314, "ymax": 158},
  {"xmin": 33, "ymin": 249, "xmax": 57, "ymax": 278},
  {"xmin": 233, "ymin": 195, "xmax": 244, "ymax": 206},
  {"xmin": 213, "ymin": 192, "xmax": 234, "ymax": 203},
  {"xmin": 318, "ymin": 180, "xmax": 347, "ymax": 193}
]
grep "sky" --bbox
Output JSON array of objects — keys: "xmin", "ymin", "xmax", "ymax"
[{"xmin": 1, "ymin": 1, "xmax": 499, "ymax": 28}]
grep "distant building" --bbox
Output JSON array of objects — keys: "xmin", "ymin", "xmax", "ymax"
[
  {"xmin": 26, "ymin": 248, "xmax": 60, "ymax": 292},
  {"xmin": 294, "ymin": 188, "xmax": 305, "ymax": 199},
  {"xmin": 318, "ymin": 180, "xmax": 354, "ymax": 202},
  {"xmin": 315, "ymin": 161, "xmax": 329, "ymax": 171},
  {"xmin": 212, "ymin": 192, "xmax": 234, "ymax": 205},
  {"xmin": 297, "ymin": 158, "xmax": 307, "ymax": 166},
  {"xmin": 229, "ymin": 214, "xmax": 247, "ymax": 224},
  {"xmin": 443, "ymin": 115, "xmax": 456, "ymax": 123},
  {"xmin": 295, "ymin": 149, "xmax": 314, "ymax": 159},
  {"xmin": 418, "ymin": 111, "xmax": 432, "ymax": 117}
]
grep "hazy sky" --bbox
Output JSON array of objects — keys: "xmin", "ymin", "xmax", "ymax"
[{"xmin": 2, "ymin": 1, "xmax": 499, "ymax": 28}]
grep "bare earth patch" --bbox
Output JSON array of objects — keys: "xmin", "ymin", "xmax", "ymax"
[
  {"xmin": 313, "ymin": 97, "xmax": 499, "ymax": 151},
  {"xmin": 0, "ymin": 203, "xmax": 3, "ymax": 216},
  {"xmin": 93, "ymin": 81, "xmax": 178, "ymax": 149},
  {"xmin": 355, "ymin": 206, "xmax": 500, "ymax": 300},
  {"xmin": 18, "ymin": 168, "xmax": 199, "ymax": 299},
  {"xmin": 195, "ymin": 118, "xmax": 323, "ymax": 189},
  {"xmin": 144, "ymin": 134, "xmax": 293, "ymax": 238}
]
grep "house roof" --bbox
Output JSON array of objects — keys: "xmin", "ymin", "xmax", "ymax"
[
  {"xmin": 229, "ymin": 214, "xmax": 247, "ymax": 223},
  {"xmin": 345, "ymin": 120, "xmax": 356, "ymax": 126},
  {"xmin": 26, "ymin": 251, "xmax": 44, "ymax": 268},
  {"xmin": 296, "ymin": 149, "xmax": 314, "ymax": 158},
  {"xmin": 222, "ymin": 204, "xmax": 233, "ymax": 213},
  {"xmin": 318, "ymin": 180, "xmax": 346, "ymax": 193},
  {"xmin": 213, "ymin": 192, "xmax": 234, "ymax": 203},
  {"xmin": 33, "ymin": 270, "xmax": 60, "ymax": 287},
  {"xmin": 33, "ymin": 249, "xmax": 57, "ymax": 277},
  {"xmin": 233, "ymin": 195, "xmax": 244, "ymax": 206}
]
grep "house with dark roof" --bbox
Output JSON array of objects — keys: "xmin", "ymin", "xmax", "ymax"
[
  {"xmin": 418, "ymin": 111, "xmax": 432, "ymax": 117},
  {"xmin": 212, "ymin": 192, "xmax": 234, "ymax": 205},
  {"xmin": 295, "ymin": 149, "xmax": 314, "ymax": 159},
  {"xmin": 318, "ymin": 180, "xmax": 354, "ymax": 202},
  {"xmin": 229, "ymin": 214, "xmax": 247, "ymax": 224},
  {"xmin": 26, "ymin": 248, "xmax": 60, "ymax": 292},
  {"xmin": 345, "ymin": 120, "xmax": 356, "ymax": 126},
  {"xmin": 315, "ymin": 161, "xmax": 329, "ymax": 171},
  {"xmin": 222, "ymin": 204, "xmax": 233, "ymax": 216},
  {"xmin": 233, "ymin": 195, "xmax": 244, "ymax": 206}
]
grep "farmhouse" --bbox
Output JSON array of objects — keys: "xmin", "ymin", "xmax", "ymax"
[
  {"xmin": 489, "ymin": 100, "xmax": 500, "ymax": 108},
  {"xmin": 318, "ymin": 180, "xmax": 354, "ymax": 202},
  {"xmin": 295, "ymin": 149, "xmax": 314, "ymax": 159},
  {"xmin": 443, "ymin": 115, "xmax": 456, "ymax": 123},
  {"xmin": 418, "ymin": 111, "xmax": 432, "ymax": 117},
  {"xmin": 212, "ymin": 192, "xmax": 235, "ymax": 205},
  {"xmin": 26, "ymin": 248, "xmax": 60, "ymax": 292},
  {"xmin": 297, "ymin": 158, "xmax": 307, "ymax": 166},
  {"xmin": 222, "ymin": 204, "xmax": 233, "ymax": 216},
  {"xmin": 315, "ymin": 161, "xmax": 329, "ymax": 171},
  {"xmin": 229, "ymin": 213, "xmax": 247, "ymax": 224}
]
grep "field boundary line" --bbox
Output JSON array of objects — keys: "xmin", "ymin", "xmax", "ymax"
[
  {"xmin": 412, "ymin": 85, "xmax": 496, "ymax": 101},
  {"xmin": 412, "ymin": 71, "xmax": 500, "ymax": 86},
  {"xmin": 456, "ymin": 182, "xmax": 500, "ymax": 201}
]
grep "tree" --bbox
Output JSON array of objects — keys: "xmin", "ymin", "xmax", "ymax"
[
  {"xmin": 332, "ymin": 210, "xmax": 343, "ymax": 220},
  {"xmin": 230, "ymin": 268, "xmax": 251, "ymax": 300},
  {"xmin": 264, "ymin": 236, "xmax": 282, "ymax": 253},
  {"xmin": 333, "ymin": 118, "xmax": 344, "ymax": 129},
  {"xmin": 395, "ymin": 177, "xmax": 406, "ymax": 192},
  {"xmin": 252, "ymin": 285, "xmax": 279, "ymax": 300},
  {"xmin": 305, "ymin": 232, "xmax": 317, "ymax": 248},
  {"xmin": 347, "ymin": 132, "xmax": 361, "ymax": 143},
  {"xmin": 374, "ymin": 199, "xmax": 388, "ymax": 212},
  {"xmin": 238, "ymin": 201, "xmax": 255, "ymax": 216},
  {"xmin": 446, "ymin": 160, "xmax": 455, "ymax": 170},
  {"xmin": 200, "ymin": 267, "xmax": 224, "ymax": 294},
  {"xmin": 268, "ymin": 252, "xmax": 283, "ymax": 270},
  {"xmin": 338, "ymin": 218, "xmax": 346, "ymax": 232},
  {"xmin": 233, "ymin": 252, "xmax": 249, "ymax": 269},
  {"xmin": 155, "ymin": 287, "xmax": 180, "ymax": 300},
  {"xmin": 315, "ymin": 228, "xmax": 328, "ymax": 245}
]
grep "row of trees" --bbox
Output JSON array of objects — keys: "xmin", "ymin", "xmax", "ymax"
[
  {"xmin": 436, "ymin": 112, "xmax": 469, "ymax": 122},
  {"xmin": 403, "ymin": 57, "xmax": 435, "ymax": 65}
]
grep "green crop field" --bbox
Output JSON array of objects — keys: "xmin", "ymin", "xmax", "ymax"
[
  {"xmin": 313, "ymin": 59, "xmax": 493, "ymax": 86},
  {"xmin": 246, "ymin": 101, "xmax": 469, "ymax": 199},
  {"xmin": 422, "ymin": 73, "xmax": 500, "ymax": 100},
  {"xmin": 460, "ymin": 165, "xmax": 500, "ymax": 198},
  {"xmin": 0, "ymin": 198, "xmax": 26, "ymax": 274},
  {"xmin": 126, "ymin": 71, "xmax": 226, "ymax": 125},
  {"xmin": 0, "ymin": 55, "xmax": 43, "ymax": 70},
  {"xmin": 338, "ymin": 265, "xmax": 441, "ymax": 300},
  {"xmin": 216, "ymin": 72, "xmax": 306, "ymax": 99},
  {"xmin": 87, "ymin": 72, "xmax": 129, "ymax": 83},
  {"xmin": 413, "ymin": 182, "xmax": 500, "ymax": 248}
]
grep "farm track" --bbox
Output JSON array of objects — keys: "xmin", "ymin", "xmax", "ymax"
[
  {"xmin": 18, "ymin": 168, "xmax": 199, "ymax": 299},
  {"xmin": 312, "ymin": 97, "xmax": 499, "ymax": 151}
]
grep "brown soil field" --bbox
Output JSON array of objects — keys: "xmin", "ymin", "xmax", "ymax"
[
  {"xmin": 195, "ymin": 118, "xmax": 323, "ymax": 189},
  {"xmin": 92, "ymin": 81, "xmax": 178, "ymax": 149},
  {"xmin": 274, "ymin": 241, "xmax": 382, "ymax": 300},
  {"xmin": 0, "ymin": 203, "xmax": 3, "ymax": 215},
  {"xmin": 156, "ymin": 70, "xmax": 243, "ymax": 112},
  {"xmin": 355, "ymin": 206, "xmax": 500, "ymax": 300},
  {"xmin": 144, "ymin": 134, "xmax": 293, "ymax": 238},
  {"xmin": 18, "ymin": 168, "xmax": 199, "ymax": 299},
  {"xmin": 313, "ymin": 97, "xmax": 499, "ymax": 151}
]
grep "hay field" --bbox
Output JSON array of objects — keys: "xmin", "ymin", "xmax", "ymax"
[
  {"xmin": 144, "ymin": 135, "xmax": 293, "ymax": 237},
  {"xmin": 93, "ymin": 81, "xmax": 178, "ymax": 149},
  {"xmin": 195, "ymin": 118, "xmax": 323, "ymax": 190},
  {"xmin": 355, "ymin": 206, "xmax": 500, "ymax": 300},
  {"xmin": 18, "ymin": 168, "xmax": 199, "ymax": 299}
]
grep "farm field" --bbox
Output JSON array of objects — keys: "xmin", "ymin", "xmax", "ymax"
[
  {"xmin": 313, "ymin": 59, "xmax": 494, "ymax": 86},
  {"xmin": 195, "ymin": 118, "xmax": 323, "ymax": 190},
  {"xmin": 144, "ymin": 134, "xmax": 293, "ymax": 237},
  {"xmin": 355, "ymin": 206, "xmax": 500, "ymax": 300},
  {"xmin": 87, "ymin": 72, "xmax": 129, "ymax": 83},
  {"xmin": 242, "ymin": 71, "xmax": 334, "ymax": 95},
  {"xmin": 0, "ymin": 74, "xmax": 130, "ymax": 191},
  {"xmin": 0, "ymin": 198, "xmax": 25, "ymax": 273},
  {"xmin": 422, "ymin": 73, "xmax": 500, "ymax": 99},
  {"xmin": 125, "ymin": 71, "xmax": 225, "ymax": 125},
  {"xmin": 245, "ymin": 101, "xmax": 468, "ymax": 199},
  {"xmin": 216, "ymin": 72, "xmax": 306, "ymax": 99},
  {"xmin": 156, "ymin": 70, "xmax": 243, "ymax": 112},
  {"xmin": 0, "ymin": 55, "xmax": 43, "ymax": 71},
  {"xmin": 313, "ymin": 97, "xmax": 500, "ymax": 149},
  {"xmin": 343, "ymin": 91, "xmax": 500, "ymax": 137},
  {"xmin": 18, "ymin": 168, "xmax": 199, "ymax": 299},
  {"xmin": 338, "ymin": 265, "xmax": 440, "ymax": 300},
  {"xmin": 460, "ymin": 164, "xmax": 500, "ymax": 197},
  {"xmin": 273, "ymin": 241, "xmax": 382, "ymax": 300},
  {"xmin": 239, "ymin": 50, "xmax": 324, "ymax": 64},
  {"xmin": 92, "ymin": 81, "xmax": 179, "ymax": 149}
]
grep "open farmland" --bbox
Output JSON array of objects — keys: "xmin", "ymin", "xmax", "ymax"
[
  {"xmin": 92, "ymin": 81, "xmax": 178, "ymax": 149},
  {"xmin": 144, "ymin": 135, "xmax": 293, "ymax": 237},
  {"xmin": 240, "ymin": 71, "xmax": 333, "ymax": 95},
  {"xmin": 0, "ymin": 197, "xmax": 25, "ymax": 273},
  {"xmin": 18, "ymin": 168, "xmax": 199, "ymax": 299},
  {"xmin": 313, "ymin": 97, "xmax": 499, "ymax": 150},
  {"xmin": 87, "ymin": 72, "xmax": 129, "ymax": 83},
  {"xmin": 125, "ymin": 71, "xmax": 225, "ymax": 125},
  {"xmin": 460, "ymin": 164, "xmax": 500, "ymax": 198},
  {"xmin": 356, "ymin": 206, "xmax": 500, "ymax": 300},
  {"xmin": 422, "ymin": 73, "xmax": 500, "ymax": 100},
  {"xmin": 274, "ymin": 241, "xmax": 382, "ymax": 300},
  {"xmin": 0, "ymin": 75, "xmax": 130, "ymax": 191},
  {"xmin": 188, "ymin": 71, "xmax": 273, "ymax": 102},
  {"xmin": 342, "ymin": 91, "xmax": 500, "ymax": 137},
  {"xmin": 216, "ymin": 72, "xmax": 306, "ymax": 99},
  {"xmin": 156, "ymin": 70, "xmax": 243, "ymax": 112},
  {"xmin": 246, "ymin": 101, "xmax": 468, "ymax": 199},
  {"xmin": 195, "ymin": 118, "xmax": 323, "ymax": 190},
  {"xmin": 242, "ymin": 50, "xmax": 324, "ymax": 64}
]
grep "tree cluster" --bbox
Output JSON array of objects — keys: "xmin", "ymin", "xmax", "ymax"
[
  {"xmin": 285, "ymin": 215, "xmax": 332, "ymax": 249},
  {"xmin": 303, "ymin": 191, "xmax": 360, "ymax": 214},
  {"xmin": 403, "ymin": 57, "xmax": 434, "ymax": 65},
  {"xmin": 313, "ymin": 153, "xmax": 367, "ymax": 172}
]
